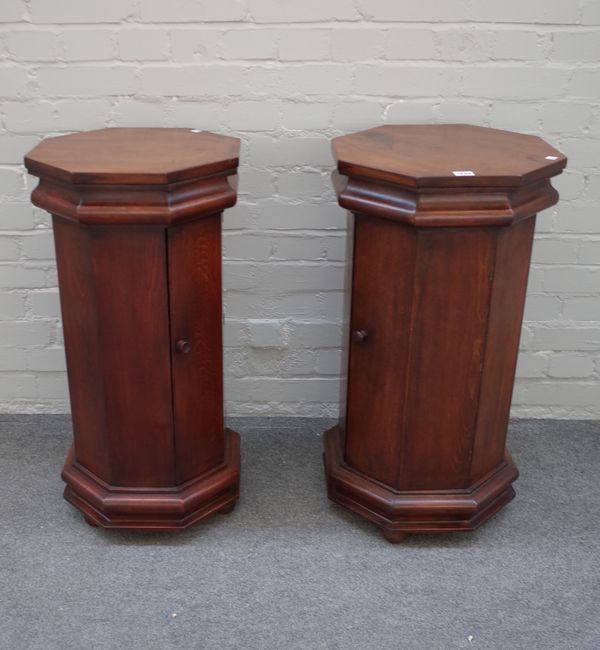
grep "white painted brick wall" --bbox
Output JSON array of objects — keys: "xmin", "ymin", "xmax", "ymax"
[{"xmin": 0, "ymin": 0, "xmax": 599, "ymax": 418}]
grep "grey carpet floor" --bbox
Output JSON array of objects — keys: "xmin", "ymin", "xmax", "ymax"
[{"xmin": 0, "ymin": 416, "xmax": 599, "ymax": 650}]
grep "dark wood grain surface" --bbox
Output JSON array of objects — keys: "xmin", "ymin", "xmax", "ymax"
[
  {"xmin": 399, "ymin": 226, "xmax": 497, "ymax": 491},
  {"xmin": 470, "ymin": 217, "xmax": 537, "ymax": 481},
  {"xmin": 333, "ymin": 124, "xmax": 566, "ymax": 189},
  {"xmin": 344, "ymin": 215, "xmax": 416, "ymax": 487},
  {"xmin": 25, "ymin": 128, "xmax": 240, "ymax": 185},
  {"xmin": 169, "ymin": 214, "xmax": 225, "ymax": 484},
  {"xmin": 88, "ymin": 225, "xmax": 175, "ymax": 488},
  {"xmin": 52, "ymin": 216, "xmax": 111, "ymax": 482}
]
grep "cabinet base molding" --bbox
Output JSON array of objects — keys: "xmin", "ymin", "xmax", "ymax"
[
  {"xmin": 62, "ymin": 429, "xmax": 240, "ymax": 531},
  {"xmin": 324, "ymin": 426, "xmax": 518, "ymax": 542}
]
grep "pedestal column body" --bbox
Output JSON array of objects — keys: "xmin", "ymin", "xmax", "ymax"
[
  {"xmin": 25, "ymin": 128, "xmax": 241, "ymax": 530},
  {"xmin": 323, "ymin": 125, "xmax": 566, "ymax": 542}
]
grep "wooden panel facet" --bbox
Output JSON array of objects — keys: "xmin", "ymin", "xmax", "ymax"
[
  {"xmin": 399, "ymin": 228, "xmax": 496, "ymax": 490},
  {"xmin": 470, "ymin": 217, "xmax": 536, "ymax": 481},
  {"xmin": 53, "ymin": 216, "xmax": 110, "ymax": 482},
  {"xmin": 344, "ymin": 215, "xmax": 417, "ymax": 486},
  {"xmin": 168, "ymin": 214, "xmax": 225, "ymax": 484},
  {"xmin": 89, "ymin": 226, "xmax": 174, "ymax": 488}
]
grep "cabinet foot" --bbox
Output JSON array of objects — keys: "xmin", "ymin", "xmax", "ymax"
[
  {"xmin": 382, "ymin": 529, "xmax": 408, "ymax": 544},
  {"xmin": 84, "ymin": 516, "xmax": 99, "ymax": 528},
  {"xmin": 218, "ymin": 501, "xmax": 236, "ymax": 515}
]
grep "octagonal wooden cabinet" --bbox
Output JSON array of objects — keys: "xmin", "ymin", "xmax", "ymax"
[
  {"xmin": 323, "ymin": 124, "xmax": 567, "ymax": 543},
  {"xmin": 25, "ymin": 128, "xmax": 241, "ymax": 530}
]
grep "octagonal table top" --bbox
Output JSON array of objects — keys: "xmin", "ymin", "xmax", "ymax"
[
  {"xmin": 24, "ymin": 128, "xmax": 240, "ymax": 186},
  {"xmin": 332, "ymin": 124, "xmax": 566, "ymax": 189}
]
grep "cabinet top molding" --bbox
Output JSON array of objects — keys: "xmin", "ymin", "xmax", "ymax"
[
  {"xmin": 24, "ymin": 128, "xmax": 240, "ymax": 226},
  {"xmin": 332, "ymin": 124, "xmax": 566, "ymax": 227},
  {"xmin": 25, "ymin": 128, "xmax": 240, "ymax": 186},
  {"xmin": 333, "ymin": 124, "xmax": 566, "ymax": 190}
]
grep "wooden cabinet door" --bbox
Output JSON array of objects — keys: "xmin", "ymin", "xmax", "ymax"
[
  {"xmin": 168, "ymin": 214, "xmax": 225, "ymax": 484},
  {"xmin": 344, "ymin": 215, "xmax": 417, "ymax": 487},
  {"xmin": 345, "ymin": 214, "xmax": 497, "ymax": 491}
]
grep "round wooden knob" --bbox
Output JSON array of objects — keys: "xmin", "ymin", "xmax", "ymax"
[
  {"xmin": 176, "ymin": 339, "xmax": 191, "ymax": 354},
  {"xmin": 353, "ymin": 329, "xmax": 368, "ymax": 343}
]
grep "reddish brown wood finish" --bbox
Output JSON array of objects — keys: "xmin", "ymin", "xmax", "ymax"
[
  {"xmin": 168, "ymin": 215, "xmax": 225, "ymax": 484},
  {"xmin": 25, "ymin": 128, "xmax": 240, "ymax": 531},
  {"xmin": 324, "ymin": 124, "xmax": 566, "ymax": 542},
  {"xmin": 25, "ymin": 128, "xmax": 239, "ymax": 185},
  {"xmin": 333, "ymin": 123, "xmax": 565, "ymax": 189}
]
